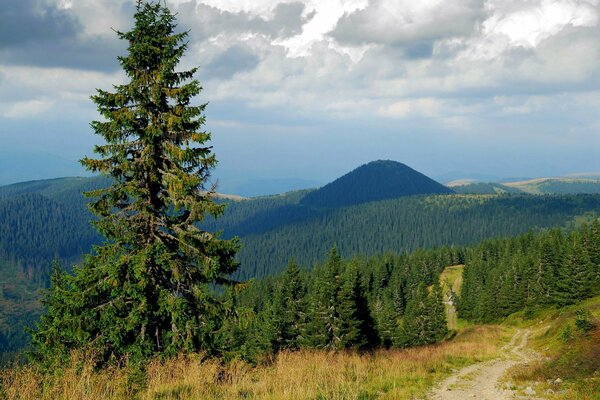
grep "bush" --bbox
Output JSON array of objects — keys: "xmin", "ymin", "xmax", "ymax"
[{"xmin": 574, "ymin": 309, "xmax": 596, "ymax": 334}]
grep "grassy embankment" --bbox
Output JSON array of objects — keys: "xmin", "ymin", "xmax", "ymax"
[
  {"xmin": 0, "ymin": 264, "xmax": 504, "ymax": 399},
  {"xmin": 439, "ymin": 264, "xmax": 463, "ymax": 331},
  {"xmin": 0, "ymin": 325, "xmax": 506, "ymax": 400},
  {"xmin": 506, "ymin": 295, "xmax": 600, "ymax": 399}
]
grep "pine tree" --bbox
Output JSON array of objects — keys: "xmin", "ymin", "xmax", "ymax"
[
  {"xmin": 535, "ymin": 231, "xmax": 562, "ymax": 305},
  {"xmin": 333, "ymin": 264, "xmax": 367, "ymax": 349},
  {"xmin": 270, "ymin": 259, "xmax": 306, "ymax": 351},
  {"xmin": 32, "ymin": 1, "xmax": 238, "ymax": 365},
  {"xmin": 301, "ymin": 247, "xmax": 342, "ymax": 348},
  {"xmin": 426, "ymin": 283, "xmax": 448, "ymax": 342},
  {"xmin": 396, "ymin": 283, "xmax": 429, "ymax": 347},
  {"xmin": 556, "ymin": 234, "xmax": 594, "ymax": 306},
  {"xmin": 584, "ymin": 221, "xmax": 600, "ymax": 291}
]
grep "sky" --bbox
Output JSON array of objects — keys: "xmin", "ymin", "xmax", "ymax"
[{"xmin": 1, "ymin": 0, "xmax": 600, "ymax": 193}]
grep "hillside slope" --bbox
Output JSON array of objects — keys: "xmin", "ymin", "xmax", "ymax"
[
  {"xmin": 301, "ymin": 160, "xmax": 453, "ymax": 208},
  {"xmin": 450, "ymin": 182, "xmax": 523, "ymax": 195},
  {"xmin": 504, "ymin": 177, "xmax": 600, "ymax": 194}
]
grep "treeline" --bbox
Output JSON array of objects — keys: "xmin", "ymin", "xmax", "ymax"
[
  {"xmin": 216, "ymin": 246, "xmax": 462, "ymax": 361},
  {"xmin": 0, "ymin": 193, "xmax": 99, "ymax": 285},
  {"xmin": 459, "ymin": 222, "xmax": 600, "ymax": 322},
  {"xmin": 229, "ymin": 194, "xmax": 600, "ymax": 279},
  {"xmin": 0, "ymin": 177, "xmax": 108, "ymax": 285},
  {"xmin": 0, "ymin": 259, "xmax": 43, "ymax": 364}
]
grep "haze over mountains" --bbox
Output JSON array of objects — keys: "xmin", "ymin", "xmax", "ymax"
[{"xmin": 5, "ymin": 151, "xmax": 600, "ymax": 198}]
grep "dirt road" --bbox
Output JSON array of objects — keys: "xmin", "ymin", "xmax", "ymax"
[{"xmin": 428, "ymin": 329, "xmax": 537, "ymax": 400}]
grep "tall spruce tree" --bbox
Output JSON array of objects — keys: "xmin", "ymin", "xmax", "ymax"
[
  {"xmin": 270, "ymin": 259, "xmax": 306, "ymax": 350},
  {"xmin": 556, "ymin": 234, "xmax": 593, "ymax": 306},
  {"xmin": 32, "ymin": 1, "xmax": 238, "ymax": 365},
  {"xmin": 333, "ymin": 264, "xmax": 368, "ymax": 349},
  {"xmin": 302, "ymin": 247, "xmax": 342, "ymax": 348}
]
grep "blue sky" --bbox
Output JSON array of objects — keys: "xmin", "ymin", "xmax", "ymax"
[{"xmin": 1, "ymin": 0, "xmax": 600, "ymax": 193}]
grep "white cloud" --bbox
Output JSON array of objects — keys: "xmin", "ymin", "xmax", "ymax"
[
  {"xmin": 378, "ymin": 98, "xmax": 443, "ymax": 119},
  {"xmin": 3, "ymin": 99, "xmax": 54, "ymax": 119},
  {"xmin": 460, "ymin": 0, "xmax": 600, "ymax": 60},
  {"xmin": 275, "ymin": 0, "xmax": 368, "ymax": 56}
]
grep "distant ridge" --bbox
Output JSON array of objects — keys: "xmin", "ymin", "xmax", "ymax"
[{"xmin": 301, "ymin": 160, "xmax": 453, "ymax": 208}]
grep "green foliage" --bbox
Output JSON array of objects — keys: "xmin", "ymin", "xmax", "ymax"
[
  {"xmin": 269, "ymin": 259, "xmax": 306, "ymax": 351},
  {"xmin": 562, "ymin": 324, "xmax": 573, "ymax": 342},
  {"xmin": 574, "ymin": 309, "xmax": 596, "ymax": 334},
  {"xmin": 396, "ymin": 283, "xmax": 448, "ymax": 347},
  {"xmin": 458, "ymin": 224, "xmax": 600, "ymax": 322},
  {"xmin": 205, "ymin": 193, "xmax": 600, "ymax": 280},
  {"xmin": 224, "ymin": 246, "xmax": 455, "ymax": 361},
  {"xmin": 30, "ymin": 1, "xmax": 238, "ymax": 366}
]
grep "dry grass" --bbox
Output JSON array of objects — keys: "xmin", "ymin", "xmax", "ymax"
[{"xmin": 0, "ymin": 326, "xmax": 506, "ymax": 400}]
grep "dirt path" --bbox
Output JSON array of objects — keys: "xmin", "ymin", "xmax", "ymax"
[{"xmin": 428, "ymin": 329, "xmax": 538, "ymax": 400}]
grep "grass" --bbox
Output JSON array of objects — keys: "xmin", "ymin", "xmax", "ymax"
[
  {"xmin": 439, "ymin": 265, "xmax": 463, "ymax": 297},
  {"xmin": 439, "ymin": 265, "xmax": 464, "ymax": 331},
  {"xmin": 505, "ymin": 295, "xmax": 600, "ymax": 400},
  {"xmin": 0, "ymin": 325, "xmax": 507, "ymax": 400}
]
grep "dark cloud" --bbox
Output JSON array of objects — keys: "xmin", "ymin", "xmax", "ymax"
[
  {"xmin": 330, "ymin": 0, "xmax": 484, "ymax": 47},
  {"xmin": 402, "ymin": 41, "xmax": 434, "ymax": 59},
  {"xmin": 0, "ymin": 35, "xmax": 126, "ymax": 71},
  {"xmin": 203, "ymin": 45, "xmax": 259, "ymax": 79},
  {"xmin": 0, "ymin": 0, "xmax": 81, "ymax": 48},
  {"xmin": 175, "ymin": 2, "xmax": 310, "ymax": 41},
  {"xmin": 0, "ymin": 0, "xmax": 131, "ymax": 71},
  {"xmin": 270, "ymin": 2, "xmax": 312, "ymax": 38}
]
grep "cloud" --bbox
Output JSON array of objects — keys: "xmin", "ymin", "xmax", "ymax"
[
  {"xmin": 0, "ymin": 0, "xmax": 129, "ymax": 71},
  {"xmin": 2, "ymin": 98, "xmax": 54, "ymax": 119},
  {"xmin": 203, "ymin": 44, "xmax": 260, "ymax": 79},
  {"xmin": 174, "ymin": 1, "xmax": 310, "ymax": 41},
  {"xmin": 377, "ymin": 98, "xmax": 443, "ymax": 119},
  {"xmin": 3, "ymin": 0, "xmax": 600, "ymax": 181},
  {"xmin": 330, "ymin": 0, "xmax": 485, "ymax": 46},
  {"xmin": 483, "ymin": 0, "xmax": 599, "ymax": 48},
  {"xmin": 0, "ymin": 0, "xmax": 81, "ymax": 48},
  {"xmin": 0, "ymin": 35, "xmax": 125, "ymax": 71}
]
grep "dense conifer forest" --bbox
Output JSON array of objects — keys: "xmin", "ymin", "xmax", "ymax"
[
  {"xmin": 459, "ymin": 221, "xmax": 600, "ymax": 321},
  {"xmin": 218, "ymin": 246, "xmax": 458, "ymax": 361},
  {"xmin": 217, "ymin": 194, "xmax": 600, "ymax": 279},
  {"xmin": 194, "ymin": 220, "xmax": 600, "ymax": 362}
]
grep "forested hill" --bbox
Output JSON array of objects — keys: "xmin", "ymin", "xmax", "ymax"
[
  {"xmin": 0, "ymin": 177, "xmax": 109, "ymax": 281},
  {"xmin": 3, "ymin": 174, "xmax": 600, "ymax": 283},
  {"xmin": 301, "ymin": 160, "xmax": 453, "ymax": 208},
  {"xmin": 228, "ymin": 194, "xmax": 600, "ymax": 279}
]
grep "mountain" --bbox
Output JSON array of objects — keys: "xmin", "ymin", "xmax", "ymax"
[{"xmin": 301, "ymin": 160, "xmax": 453, "ymax": 208}]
